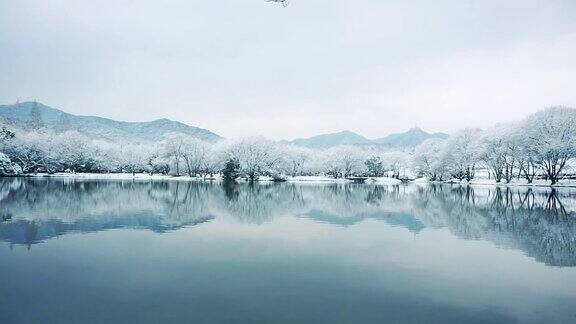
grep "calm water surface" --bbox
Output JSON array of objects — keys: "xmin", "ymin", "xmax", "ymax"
[{"xmin": 1, "ymin": 178, "xmax": 576, "ymax": 323}]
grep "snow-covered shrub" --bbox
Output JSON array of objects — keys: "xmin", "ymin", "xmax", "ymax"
[{"xmin": 0, "ymin": 152, "xmax": 21, "ymax": 176}]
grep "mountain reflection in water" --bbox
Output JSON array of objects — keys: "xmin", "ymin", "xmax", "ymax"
[{"xmin": 1, "ymin": 178, "xmax": 575, "ymax": 267}]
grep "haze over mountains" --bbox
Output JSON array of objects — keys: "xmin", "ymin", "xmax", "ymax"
[
  {"xmin": 0, "ymin": 102, "xmax": 221, "ymax": 142},
  {"xmin": 290, "ymin": 128, "xmax": 448, "ymax": 148},
  {"xmin": 0, "ymin": 102, "xmax": 447, "ymax": 147}
]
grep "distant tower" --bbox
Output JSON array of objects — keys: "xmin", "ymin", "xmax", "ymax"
[
  {"xmin": 55, "ymin": 113, "xmax": 71, "ymax": 133},
  {"xmin": 26, "ymin": 101, "xmax": 44, "ymax": 130}
]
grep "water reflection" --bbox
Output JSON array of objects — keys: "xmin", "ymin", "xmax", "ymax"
[
  {"xmin": 412, "ymin": 185, "xmax": 576, "ymax": 266},
  {"xmin": 1, "ymin": 178, "xmax": 575, "ymax": 266}
]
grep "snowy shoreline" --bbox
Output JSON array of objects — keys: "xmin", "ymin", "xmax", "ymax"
[
  {"xmin": 10, "ymin": 172, "xmax": 403, "ymax": 184},
  {"xmin": 4, "ymin": 172, "xmax": 576, "ymax": 188},
  {"xmin": 428, "ymin": 178, "xmax": 576, "ymax": 188}
]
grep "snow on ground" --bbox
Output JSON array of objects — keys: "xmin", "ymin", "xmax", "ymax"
[
  {"xmin": 21, "ymin": 173, "xmax": 407, "ymax": 185},
  {"xmin": 27, "ymin": 172, "xmax": 205, "ymax": 181},
  {"xmin": 365, "ymin": 177, "xmax": 402, "ymax": 185},
  {"xmin": 286, "ymin": 176, "xmax": 352, "ymax": 183},
  {"xmin": 18, "ymin": 173, "xmax": 576, "ymax": 187},
  {"xmin": 25, "ymin": 172, "xmax": 230, "ymax": 182},
  {"xmin": 412, "ymin": 177, "xmax": 429, "ymax": 183},
  {"xmin": 442, "ymin": 177, "xmax": 576, "ymax": 188}
]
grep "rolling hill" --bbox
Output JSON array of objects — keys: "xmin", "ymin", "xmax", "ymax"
[
  {"xmin": 0, "ymin": 102, "xmax": 221, "ymax": 142},
  {"xmin": 291, "ymin": 130, "xmax": 372, "ymax": 148},
  {"xmin": 1, "ymin": 102, "xmax": 448, "ymax": 147},
  {"xmin": 373, "ymin": 127, "xmax": 449, "ymax": 147},
  {"xmin": 290, "ymin": 128, "xmax": 448, "ymax": 148}
]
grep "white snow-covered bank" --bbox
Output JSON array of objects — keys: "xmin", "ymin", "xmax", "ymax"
[
  {"xmin": 24, "ymin": 172, "xmax": 211, "ymax": 181},
  {"xmin": 12, "ymin": 173, "xmax": 576, "ymax": 188},
  {"xmin": 286, "ymin": 176, "xmax": 353, "ymax": 183},
  {"xmin": 16, "ymin": 173, "xmax": 406, "ymax": 185},
  {"xmin": 365, "ymin": 177, "xmax": 402, "ymax": 185},
  {"xmin": 417, "ymin": 177, "xmax": 576, "ymax": 188}
]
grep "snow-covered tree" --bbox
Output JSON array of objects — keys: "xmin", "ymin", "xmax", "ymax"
[
  {"xmin": 365, "ymin": 155, "xmax": 385, "ymax": 177},
  {"xmin": 181, "ymin": 138, "xmax": 209, "ymax": 177},
  {"xmin": 478, "ymin": 124, "xmax": 521, "ymax": 183},
  {"xmin": 0, "ymin": 125, "xmax": 16, "ymax": 158},
  {"xmin": 222, "ymin": 157, "xmax": 240, "ymax": 181},
  {"xmin": 162, "ymin": 133, "xmax": 187, "ymax": 176},
  {"xmin": 50, "ymin": 131, "xmax": 96, "ymax": 172},
  {"xmin": 145, "ymin": 145, "xmax": 170, "ymax": 175},
  {"xmin": 413, "ymin": 138, "xmax": 446, "ymax": 180},
  {"xmin": 442, "ymin": 128, "xmax": 481, "ymax": 181},
  {"xmin": 3, "ymin": 131, "xmax": 50, "ymax": 173},
  {"xmin": 202, "ymin": 153, "xmax": 222, "ymax": 178},
  {"xmin": 281, "ymin": 145, "xmax": 312, "ymax": 177},
  {"xmin": 515, "ymin": 133, "xmax": 540, "ymax": 184},
  {"xmin": 322, "ymin": 146, "xmax": 366, "ymax": 178},
  {"xmin": 223, "ymin": 137, "xmax": 279, "ymax": 181},
  {"xmin": 381, "ymin": 151, "xmax": 409, "ymax": 179},
  {"xmin": 523, "ymin": 106, "xmax": 576, "ymax": 185},
  {"xmin": 0, "ymin": 126, "xmax": 15, "ymax": 142},
  {"xmin": 118, "ymin": 144, "xmax": 150, "ymax": 175},
  {"xmin": 0, "ymin": 152, "xmax": 20, "ymax": 176}
]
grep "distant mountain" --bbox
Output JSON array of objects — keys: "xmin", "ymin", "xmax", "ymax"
[
  {"xmin": 291, "ymin": 130, "xmax": 372, "ymax": 148},
  {"xmin": 290, "ymin": 128, "xmax": 448, "ymax": 148},
  {"xmin": 0, "ymin": 102, "xmax": 221, "ymax": 142},
  {"xmin": 305, "ymin": 209, "xmax": 425, "ymax": 233},
  {"xmin": 373, "ymin": 127, "xmax": 449, "ymax": 147},
  {"xmin": 0, "ymin": 216, "xmax": 214, "ymax": 247}
]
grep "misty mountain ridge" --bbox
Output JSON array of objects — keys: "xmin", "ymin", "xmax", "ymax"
[
  {"xmin": 373, "ymin": 127, "xmax": 449, "ymax": 147},
  {"xmin": 291, "ymin": 130, "xmax": 372, "ymax": 148},
  {"xmin": 290, "ymin": 128, "xmax": 448, "ymax": 148},
  {"xmin": 0, "ymin": 102, "xmax": 221, "ymax": 142},
  {"xmin": 0, "ymin": 101, "xmax": 447, "ymax": 147}
]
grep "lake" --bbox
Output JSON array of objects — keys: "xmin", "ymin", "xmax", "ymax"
[{"xmin": 1, "ymin": 178, "xmax": 576, "ymax": 323}]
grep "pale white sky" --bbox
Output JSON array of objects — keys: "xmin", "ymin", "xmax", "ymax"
[{"xmin": 1, "ymin": 0, "xmax": 575, "ymax": 140}]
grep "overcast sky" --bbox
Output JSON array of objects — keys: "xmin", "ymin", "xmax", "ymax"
[{"xmin": 1, "ymin": 0, "xmax": 575, "ymax": 139}]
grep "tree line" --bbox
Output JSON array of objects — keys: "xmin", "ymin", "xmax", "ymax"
[
  {"xmin": 413, "ymin": 106, "xmax": 576, "ymax": 185},
  {"xmin": 1, "ymin": 106, "xmax": 575, "ymax": 184}
]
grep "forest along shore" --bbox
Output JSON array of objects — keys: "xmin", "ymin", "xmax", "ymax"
[{"xmin": 1, "ymin": 106, "xmax": 576, "ymax": 186}]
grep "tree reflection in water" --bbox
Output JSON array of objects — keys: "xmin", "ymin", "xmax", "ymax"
[{"xmin": 0, "ymin": 178, "xmax": 575, "ymax": 266}]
